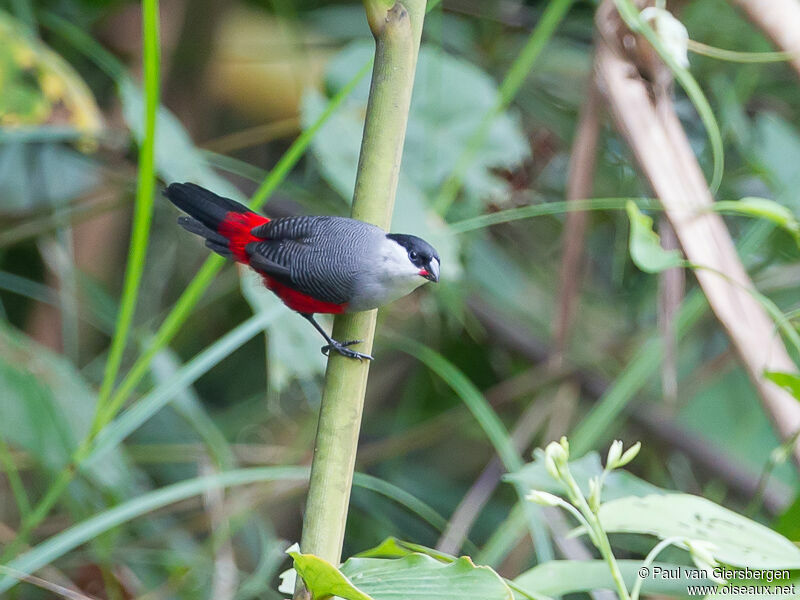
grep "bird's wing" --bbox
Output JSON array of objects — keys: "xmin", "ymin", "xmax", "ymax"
[{"xmin": 245, "ymin": 216, "xmax": 370, "ymax": 305}]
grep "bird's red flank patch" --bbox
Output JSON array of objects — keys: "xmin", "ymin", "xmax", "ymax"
[
  {"xmin": 266, "ymin": 278, "xmax": 347, "ymax": 314},
  {"xmin": 218, "ymin": 211, "xmax": 270, "ymax": 262}
]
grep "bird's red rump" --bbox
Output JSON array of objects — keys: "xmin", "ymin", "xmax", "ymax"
[
  {"xmin": 265, "ymin": 278, "xmax": 347, "ymax": 314},
  {"xmin": 218, "ymin": 211, "xmax": 270, "ymax": 262}
]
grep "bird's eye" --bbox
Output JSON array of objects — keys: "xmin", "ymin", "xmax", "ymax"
[{"xmin": 409, "ymin": 251, "xmax": 418, "ymax": 260}]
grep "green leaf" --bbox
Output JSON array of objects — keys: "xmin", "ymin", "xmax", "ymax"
[
  {"xmin": 505, "ymin": 451, "xmax": 664, "ymax": 501},
  {"xmin": 515, "ymin": 560, "xmax": 714, "ymax": 597},
  {"xmin": 598, "ymin": 494, "xmax": 800, "ymax": 569},
  {"xmin": 289, "ymin": 549, "xmax": 374, "ymax": 600},
  {"xmin": 356, "ymin": 537, "xmax": 455, "ymax": 562},
  {"xmin": 764, "ymin": 371, "xmax": 800, "ymax": 401},
  {"xmin": 714, "ymin": 198, "xmax": 800, "ymax": 245},
  {"xmin": 290, "ymin": 548, "xmax": 514, "ymax": 600},
  {"xmin": 626, "ymin": 201, "xmax": 685, "ymax": 273}
]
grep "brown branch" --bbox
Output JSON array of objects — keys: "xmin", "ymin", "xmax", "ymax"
[
  {"xmin": 657, "ymin": 218, "xmax": 684, "ymax": 408},
  {"xmin": 594, "ymin": 0, "xmax": 800, "ymax": 467}
]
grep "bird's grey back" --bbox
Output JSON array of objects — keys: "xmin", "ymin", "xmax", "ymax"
[{"xmin": 247, "ymin": 216, "xmax": 385, "ymax": 306}]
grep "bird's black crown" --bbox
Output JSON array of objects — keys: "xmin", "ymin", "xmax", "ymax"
[{"xmin": 386, "ymin": 233, "xmax": 440, "ymax": 269}]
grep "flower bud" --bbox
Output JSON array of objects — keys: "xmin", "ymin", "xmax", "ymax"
[
  {"xmin": 588, "ymin": 476, "xmax": 602, "ymax": 513},
  {"xmin": 527, "ymin": 490, "xmax": 562, "ymax": 507},
  {"xmin": 606, "ymin": 440, "xmax": 623, "ymax": 469},
  {"xmin": 617, "ymin": 441, "xmax": 642, "ymax": 468}
]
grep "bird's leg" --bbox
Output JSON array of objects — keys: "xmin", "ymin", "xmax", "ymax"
[{"xmin": 301, "ymin": 314, "xmax": 373, "ymax": 361}]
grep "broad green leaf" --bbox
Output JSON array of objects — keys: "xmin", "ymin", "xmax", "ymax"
[
  {"xmin": 341, "ymin": 554, "xmax": 514, "ymax": 600},
  {"xmin": 515, "ymin": 560, "xmax": 714, "ymax": 597},
  {"xmin": 240, "ymin": 268, "xmax": 326, "ymax": 393},
  {"xmin": 505, "ymin": 451, "xmax": 664, "ymax": 502},
  {"xmin": 764, "ymin": 371, "xmax": 800, "ymax": 401},
  {"xmin": 289, "ymin": 549, "xmax": 374, "ymax": 600},
  {"xmin": 291, "ymin": 548, "xmax": 514, "ymax": 600},
  {"xmin": 598, "ymin": 494, "xmax": 800, "ymax": 569},
  {"xmin": 626, "ymin": 201, "xmax": 685, "ymax": 273}
]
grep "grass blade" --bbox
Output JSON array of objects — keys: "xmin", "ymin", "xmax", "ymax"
[
  {"xmin": 92, "ymin": 0, "xmax": 160, "ymax": 433},
  {"xmin": 0, "ymin": 468, "xmax": 451, "ymax": 594}
]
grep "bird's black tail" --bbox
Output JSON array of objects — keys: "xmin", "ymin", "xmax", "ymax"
[
  {"xmin": 164, "ymin": 182, "xmax": 250, "ymax": 231},
  {"xmin": 165, "ymin": 182, "xmax": 268, "ymax": 262}
]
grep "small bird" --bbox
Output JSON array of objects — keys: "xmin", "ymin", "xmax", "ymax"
[{"xmin": 165, "ymin": 182, "xmax": 440, "ymax": 360}]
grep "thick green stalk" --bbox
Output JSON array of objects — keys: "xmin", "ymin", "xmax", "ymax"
[{"xmin": 295, "ymin": 0, "xmax": 426, "ymax": 586}]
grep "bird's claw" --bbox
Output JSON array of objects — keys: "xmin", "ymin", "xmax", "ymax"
[{"xmin": 321, "ymin": 340, "xmax": 373, "ymax": 361}]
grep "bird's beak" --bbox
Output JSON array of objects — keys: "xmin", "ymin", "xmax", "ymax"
[{"xmin": 422, "ymin": 258, "xmax": 439, "ymax": 283}]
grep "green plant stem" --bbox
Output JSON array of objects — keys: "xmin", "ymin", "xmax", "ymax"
[
  {"xmin": 559, "ymin": 467, "xmax": 631, "ymax": 600},
  {"xmin": 629, "ymin": 536, "xmax": 685, "ymax": 600},
  {"xmin": 295, "ymin": 0, "xmax": 426, "ymax": 588},
  {"xmin": 433, "ymin": 0, "xmax": 573, "ymax": 215},
  {"xmin": 0, "ymin": 439, "xmax": 31, "ymax": 519},
  {"xmin": 688, "ymin": 39, "xmax": 799, "ymax": 63},
  {"xmin": 92, "ymin": 0, "xmax": 160, "ymax": 435}
]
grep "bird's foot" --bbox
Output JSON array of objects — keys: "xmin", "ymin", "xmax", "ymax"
[{"xmin": 321, "ymin": 339, "xmax": 373, "ymax": 361}]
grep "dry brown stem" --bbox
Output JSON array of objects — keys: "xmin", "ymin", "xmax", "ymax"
[{"xmin": 595, "ymin": 0, "xmax": 800, "ymax": 466}]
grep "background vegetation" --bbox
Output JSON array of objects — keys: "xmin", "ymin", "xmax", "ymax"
[{"xmin": 0, "ymin": 0, "xmax": 799, "ymax": 598}]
